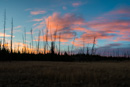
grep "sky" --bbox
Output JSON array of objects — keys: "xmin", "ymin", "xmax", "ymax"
[{"xmin": 0, "ymin": 0, "xmax": 130, "ymax": 53}]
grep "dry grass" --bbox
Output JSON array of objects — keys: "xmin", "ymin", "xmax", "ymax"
[{"xmin": 0, "ymin": 61, "xmax": 130, "ymax": 87}]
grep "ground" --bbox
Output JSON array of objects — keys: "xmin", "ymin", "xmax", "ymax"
[{"xmin": 0, "ymin": 61, "xmax": 130, "ymax": 87}]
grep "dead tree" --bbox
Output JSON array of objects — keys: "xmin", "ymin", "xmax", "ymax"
[
  {"xmin": 91, "ymin": 36, "xmax": 96, "ymax": 55},
  {"xmin": 68, "ymin": 45, "xmax": 69, "ymax": 55},
  {"xmin": 86, "ymin": 43, "xmax": 89, "ymax": 55},
  {"xmin": 58, "ymin": 33, "xmax": 61, "ymax": 55},
  {"xmin": 30, "ymin": 28, "xmax": 33, "ymax": 53},
  {"xmin": 3, "ymin": 9, "xmax": 6, "ymax": 49},
  {"xmin": 82, "ymin": 38, "xmax": 85, "ymax": 54},
  {"xmin": 45, "ymin": 19, "xmax": 49, "ymax": 54},
  {"xmin": 10, "ymin": 18, "xmax": 13, "ymax": 54},
  {"xmin": 0, "ymin": 41, "xmax": 1, "ymax": 50},
  {"xmin": 22, "ymin": 34, "xmax": 24, "ymax": 53},
  {"xmin": 37, "ymin": 30, "xmax": 41, "ymax": 53},
  {"xmin": 50, "ymin": 41, "xmax": 55, "ymax": 54},
  {"xmin": 71, "ymin": 32, "xmax": 76, "ymax": 55},
  {"xmin": 24, "ymin": 28, "xmax": 26, "ymax": 53}
]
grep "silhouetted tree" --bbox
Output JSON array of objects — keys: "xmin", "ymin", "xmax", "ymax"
[
  {"xmin": 3, "ymin": 9, "xmax": 6, "ymax": 49},
  {"xmin": 11, "ymin": 18, "xmax": 13, "ymax": 54}
]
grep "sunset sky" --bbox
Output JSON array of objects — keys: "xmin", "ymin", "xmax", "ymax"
[{"xmin": 0, "ymin": 0, "xmax": 130, "ymax": 52}]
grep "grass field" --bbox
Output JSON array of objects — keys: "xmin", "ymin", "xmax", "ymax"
[{"xmin": 0, "ymin": 61, "xmax": 130, "ymax": 87}]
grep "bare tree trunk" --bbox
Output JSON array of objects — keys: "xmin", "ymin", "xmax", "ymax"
[
  {"xmin": 24, "ymin": 28, "xmax": 27, "ymax": 53},
  {"xmin": 11, "ymin": 18, "xmax": 13, "ymax": 54},
  {"xmin": 82, "ymin": 38, "xmax": 85, "ymax": 54},
  {"xmin": 50, "ymin": 41, "xmax": 55, "ymax": 54},
  {"xmin": 3, "ymin": 9, "xmax": 6, "ymax": 49},
  {"xmin": 30, "ymin": 42, "xmax": 31, "ymax": 53},
  {"xmin": 17, "ymin": 43, "xmax": 20, "ymax": 53},
  {"xmin": 0, "ymin": 41, "xmax": 1, "ymax": 50},
  {"xmin": 22, "ymin": 34, "xmax": 25, "ymax": 53},
  {"xmin": 49, "ymin": 25, "xmax": 52, "ymax": 42},
  {"xmin": 71, "ymin": 32, "xmax": 76, "ymax": 55},
  {"xmin": 52, "ymin": 25, "xmax": 58, "ymax": 54},
  {"xmin": 91, "ymin": 36, "xmax": 96, "ymax": 55},
  {"xmin": 68, "ymin": 45, "xmax": 69, "ymax": 55},
  {"xmin": 59, "ymin": 33, "xmax": 61, "ymax": 55},
  {"xmin": 37, "ymin": 30, "xmax": 41, "ymax": 54},
  {"xmin": 86, "ymin": 43, "xmax": 89, "ymax": 55},
  {"xmin": 54, "ymin": 25, "xmax": 58, "ymax": 42},
  {"xmin": 42, "ymin": 29, "xmax": 46, "ymax": 54},
  {"xmin": 30, "ymin": 28, "xmax": 33, "ymax": 53},
  {"xmin": 45, "ymin": 20, "xmax": 49, "ymax": 54}
]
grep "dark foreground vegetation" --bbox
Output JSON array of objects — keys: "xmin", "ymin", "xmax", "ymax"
[
  {"xmin": 0, "ymin": 61, "xmax": 130, "ymax": 87},
  {"xmin": 0, "ymin": 48, "xmax": 130, "ymax": 61}
]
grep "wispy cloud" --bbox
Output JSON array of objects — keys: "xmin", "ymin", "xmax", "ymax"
[
  {"xmin": 34, "ymin": 21, "xmax": 45, "ymax": 29},
  {"xmin": 72, "ymin": 2, "xmax": 81, "ymax": 7},
  {"xmin": 32, "ymin": 18, "xmax": 43, "ymax": 22},
  {"xmin": 30, "ymin": 10, "xmax": 46, "ymax": 15},
  {"xmin": 109, "ymin": 8, "xmax": 130, "ymax": 16},
  {"xmin": 0, "ymin": 32, "xmax": 14, "ymax": 37},
  {"xmin": 87, "ymin": 7, "xmax": 130, "ymax": 42},
  {"xmin": 14, "ymin": 25, "xmax": 22, "ymax": 29}
]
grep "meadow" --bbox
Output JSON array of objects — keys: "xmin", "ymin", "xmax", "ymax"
[{"xmin": 0, "ymin": 61, "xmax": 130, "ymax": 87}]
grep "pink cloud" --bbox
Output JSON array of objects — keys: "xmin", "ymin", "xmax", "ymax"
[
  {"xmin": 45, "ymin": 12, "xmax": 84, "ymax": 31},
  {"xmin": 69, "ymin": 8, "xmax": 130, "ymax": 47},
  {"xmin": 32, "ymin": 7, "xmax": 130, "ymax": 47},
  {"xmin": 33, "ymin": 12, "xmax": 86, "ymax": 43},
  {"xmin": 110, "ymin": 9, "xmax": 130, "ymax": 15},
  {"xmin": 33, "ymin": 12, "xmax": 118, "ymax": 46},
  {"xmin": 72, "ymin": 2, "xmax": 81, "ymax": 7},
  {"xmin": 113, "ymin": 35, "xmax": 130, "ymax": 42},
  {"xmin": 88, "ymin": 20, "xmax": 130, "ymax": 31},
  {"xmin": 33, "ymin": 12, "xmax": 85, "ymax": 32},
  {"xmin": 87, "ymin": 7, "xmax": 130, "ymax": 42},
  {"xmin": 30, "ymin": 10, "xmax": 46, "ymax": 15}
]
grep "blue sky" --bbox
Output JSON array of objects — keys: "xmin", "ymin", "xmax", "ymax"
[{"xmin": 0, "ymin": 0, "xmax": 130, "ymax": 53}]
